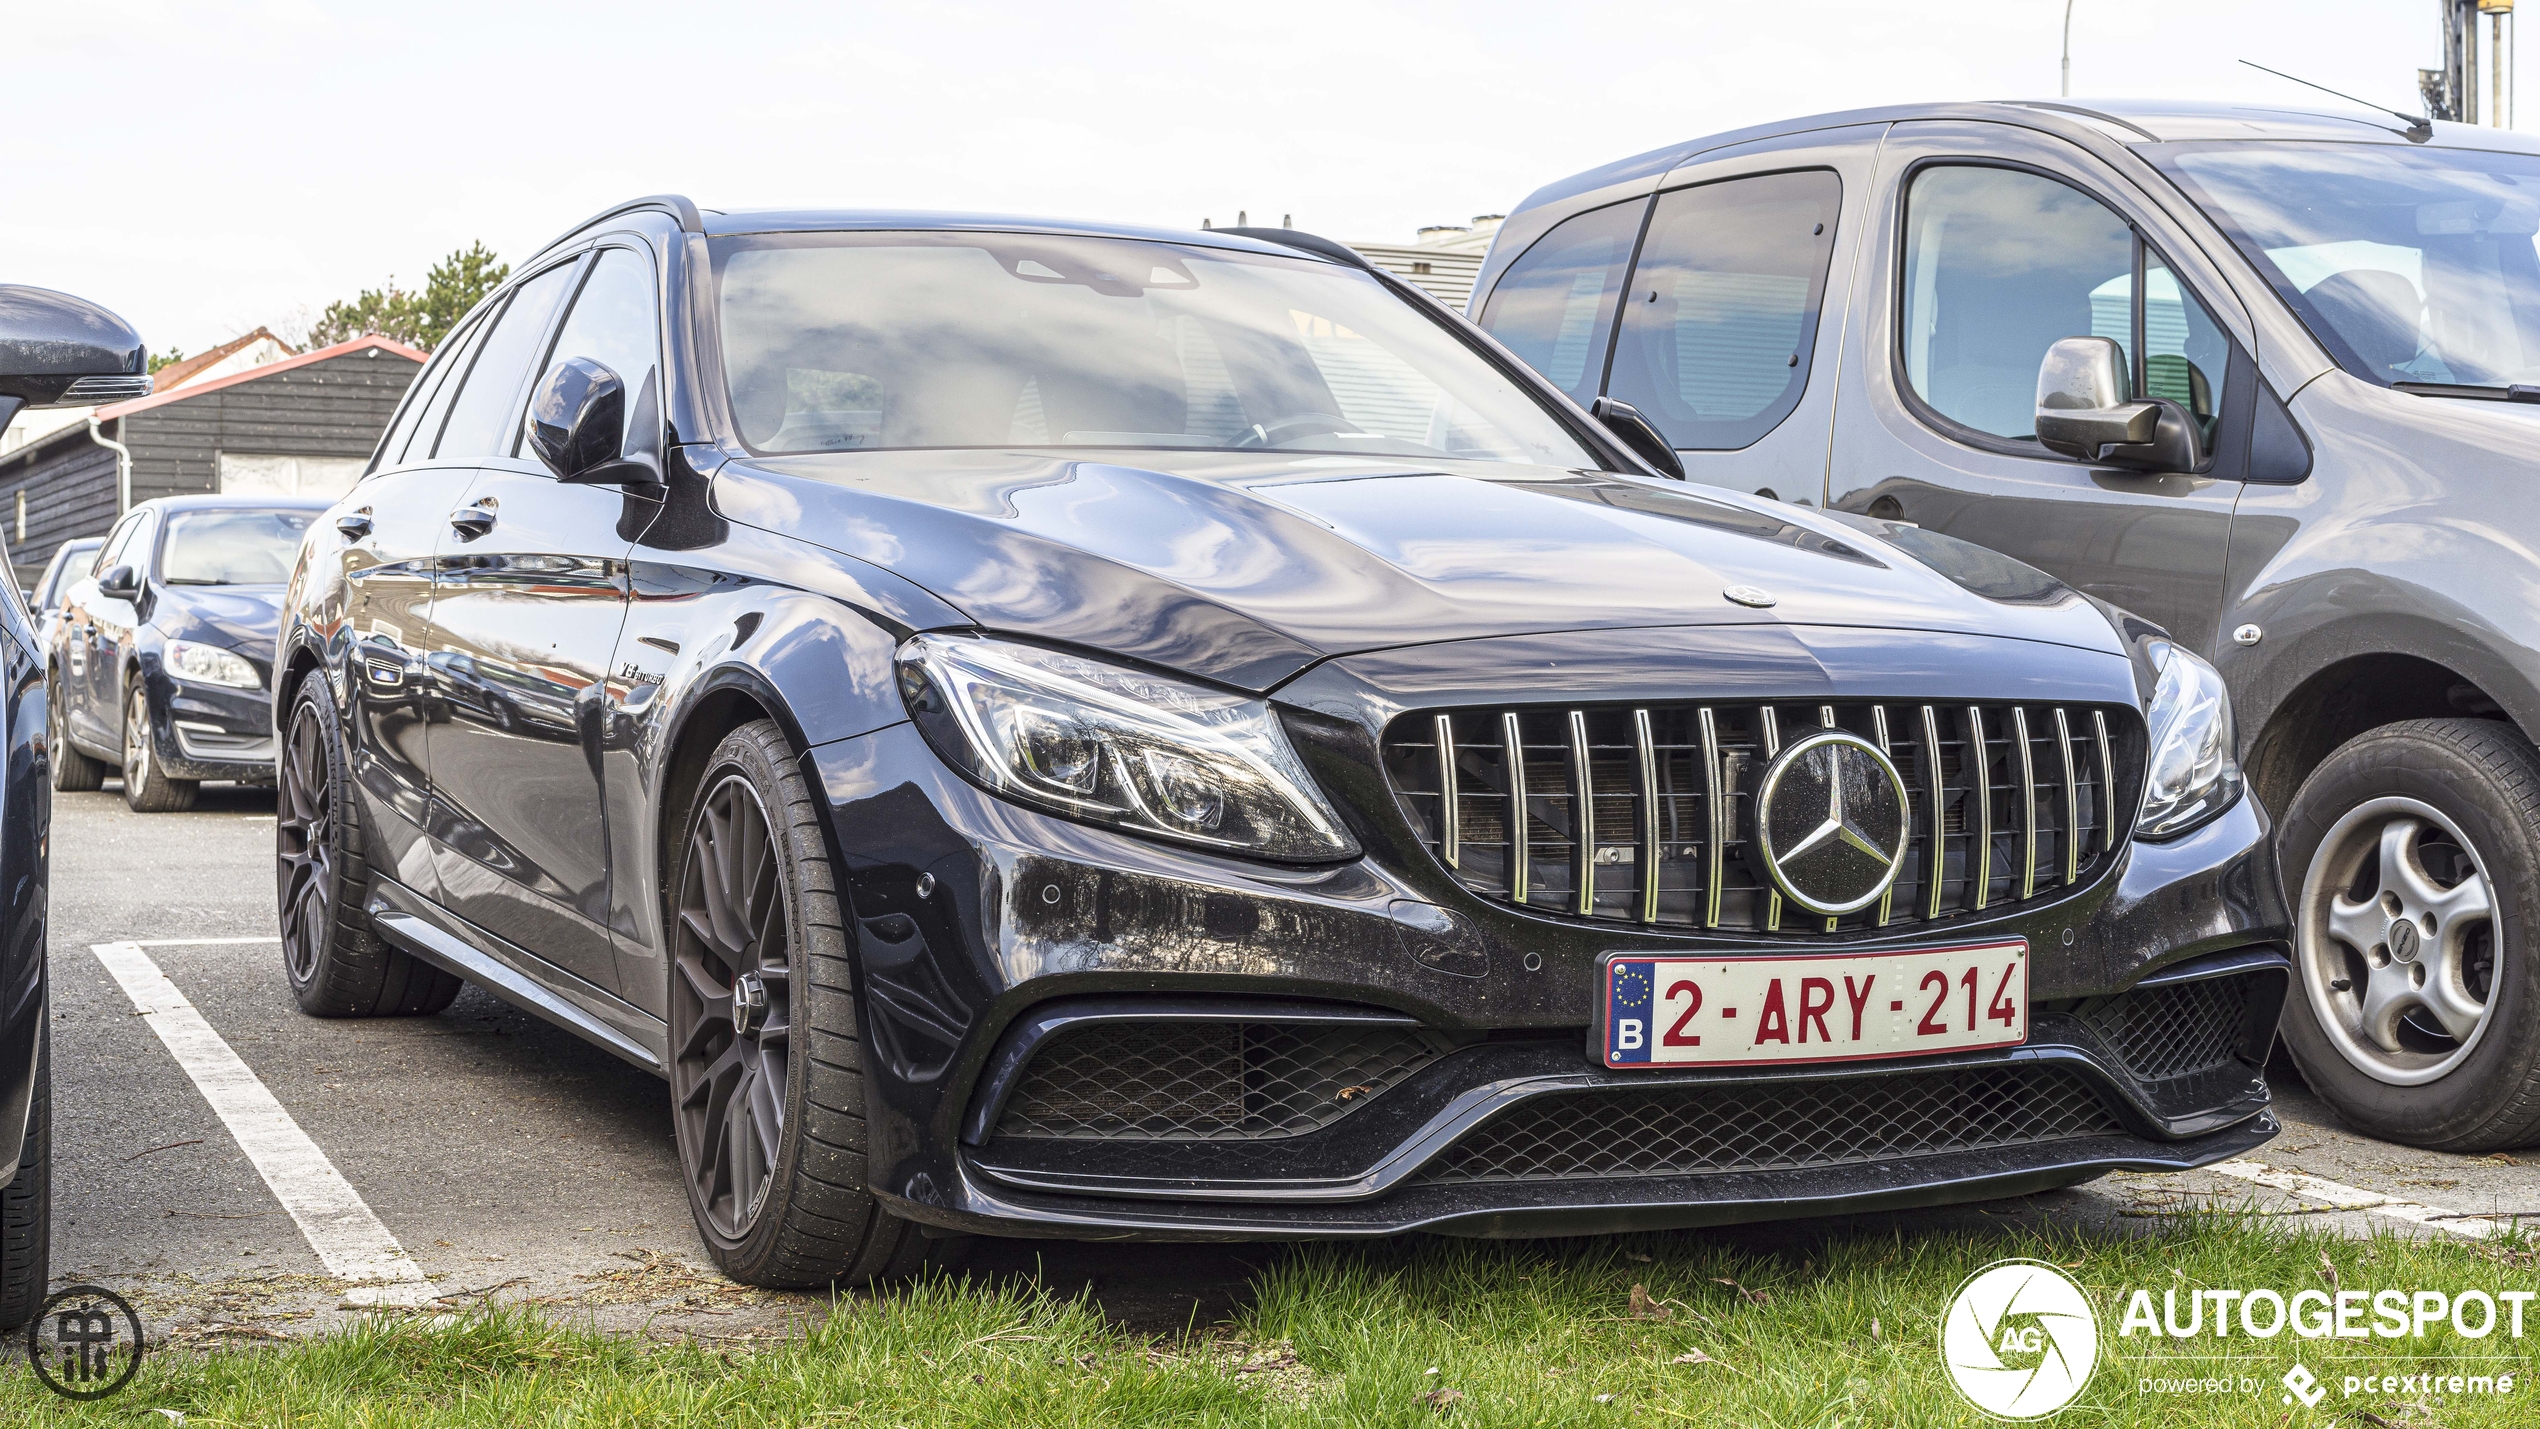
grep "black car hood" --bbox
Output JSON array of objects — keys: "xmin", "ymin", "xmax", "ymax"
[
  {"xmin": 713, "ymin": 450, "xmax": 2127, "ymax": 692},
  {"xmin": 153, "ymin": 583, "xmax": 285, "ymax": 662}
]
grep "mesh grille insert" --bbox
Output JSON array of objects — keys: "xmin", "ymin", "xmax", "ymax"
[
  {"xmin": 2080, "ymin": 973, "xmax": 2257, "ymax": 1083},
  {"xmin": 1413, "ymin": 1065, "xmax": 2122, "ymax": 1184},
  {"xmin": 1380, "ymin": 700, "xmax": 2140, "ymax": 937},
  {"xmin": 994, "ymin": 1021, "xmax": 1442, "ymax": 1141}
]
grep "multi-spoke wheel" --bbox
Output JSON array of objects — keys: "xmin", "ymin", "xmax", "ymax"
[
  {"xmin": 275, "ymin": 669, "xmax": 460, "ymax": 1017},
  {"xmin": 46, "ymin": 674, "xmax": 105, "ymax": 792},
  {"xmin": 2279, "ymin": 719, "xmax": 2540, "ymax": 1150},
  {"xmin": 121, "ymin": 678, "xmax": 196, "ymax": 812},
  {"xmin": 665, "ymin": 719, "xmax": 948, "ymax": 1287}
]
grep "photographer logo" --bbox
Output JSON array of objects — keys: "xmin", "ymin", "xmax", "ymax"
[
  {"xmin": 27, "ymin": 1284, "xmax": 145, "ymax": 1401},
  {"xmin": 1942, "ymin": 1259, "xmax": 2099, "ymax": 1420}
]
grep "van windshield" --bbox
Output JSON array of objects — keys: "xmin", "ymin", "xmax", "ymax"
[
  {"xmin": 709, "ymin": 232, "xmax": 1597, "ymax": 466},
  {"xmin": 2155, "ymin": 142, "xmax": 2540, "ymax": 389}
]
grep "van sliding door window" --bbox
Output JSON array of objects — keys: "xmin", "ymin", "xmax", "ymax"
[
  {"xmin": 1474, "ymin": 199, "xmax": 1645, "ymax": 405},
  {"xmin": 1901, "ymin": 165, "xmax": 2230, "ymax": 446},
  {"xmin": 1603, "ymin": 170, "xmax": 1842, "ymax": 451}
]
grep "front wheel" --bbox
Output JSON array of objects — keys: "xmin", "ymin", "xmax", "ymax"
[
  {"xmin": 122, "ymin": 679, "xmax": 196, "ymax": 813},
  {"xmin": 666, "ymin": 720, "xmax": 950, "ymax": 1287},
  {"xmin": 2279, "ymin": 719, "xmax": 2540, "ymax": 1150}
]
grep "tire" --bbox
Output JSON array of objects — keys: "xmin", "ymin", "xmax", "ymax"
[
  {"xmin": 2278, "ymin": 718, "xmax": 2540, "ymax": 1150},
  {"xmin": 666, "ymin": 720, "xmax": 956, "ymax": 1288},
  {"xmin": 277, "ymin": 669, "xmax": 461, "ymax": 1018},
  {"xmin": 46, "ymin": 675, "xmax": 105, "ymax": 793},
  {"xmin": 0, "ymin": 1028, "xmax": 50, "ymax": 1331},
  {"xmin": 121, "ymin": 678, "xmax": 197, "ymax": 813}
]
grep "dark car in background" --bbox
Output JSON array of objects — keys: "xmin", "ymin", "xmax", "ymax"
[
  {"xmin": 273, "ymin": 196, "xmax": 2288, "ymax": 1288},
  {"xmin": 0, "ymin": 282, "xmax": 151, "ymax": 1327},
  {"xmin": 1475, "ymin": 100, "xmax": 2540, "ymax": 1152},
  {"xmin": 50, "ymin": 494, "xmax": 325, "ymax": 811},
  {"xmin": 27, "ymin": 536, "xmax": 102, "ymax": 650}
]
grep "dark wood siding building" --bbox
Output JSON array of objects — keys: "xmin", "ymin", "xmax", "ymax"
[{"xmin": 0, "ymin": 335, "xmax": 424, "ymax": 581}]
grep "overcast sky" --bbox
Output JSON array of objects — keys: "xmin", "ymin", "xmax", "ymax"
[{"xmin": 1, "ymin": 0, "xmax": 2508, "ymax": 355}]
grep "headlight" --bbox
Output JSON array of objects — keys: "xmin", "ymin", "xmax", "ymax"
[
  {"xmin": 2135, "ymin": 639, "xmax": 2240, "ymax": 838},
  {"xmin": 896, "ymin": 633, "xmax": 1359, "ymax": 861},
  {"xmin": 165, "ymin": 640, "xmax": 260, "ymax": 690}
]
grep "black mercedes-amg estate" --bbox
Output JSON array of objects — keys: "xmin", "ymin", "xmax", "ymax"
[{"xmin": 274, "ymin": 196, "xmax": 2291, "ymax": 1286}]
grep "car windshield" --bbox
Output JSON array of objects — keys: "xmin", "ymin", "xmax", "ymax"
[
  {"xmin": 159, "ymin": 509, "xmax": 314, "ymax": 585},
  {"xmin": 710, "ymin": 231, "xmax": 1598, "ymax": 466},
  {"xmin": 2154, "ymin": 141, "xmax": 2540, "ymax": 388}
]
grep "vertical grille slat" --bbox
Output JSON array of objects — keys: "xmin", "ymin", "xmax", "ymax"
[{"xmin": 1384, "ymin": 699, "xmax": 2137, "ymax": 939}]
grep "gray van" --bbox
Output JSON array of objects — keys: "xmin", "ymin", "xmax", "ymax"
[{"xmin": 1474, "ymin": 100, "xmax": 2540, "ymax": 1151}]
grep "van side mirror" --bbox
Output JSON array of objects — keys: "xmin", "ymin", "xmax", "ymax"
[
  {"xmin": 0, "ymin": 285, "xmax": 149, "ymax": 433},
  {"xmin": 96, "ymin": 564, "xmax": 138, "ymax": 600},
  {"xmin": 1588, "ymin": 397, "xmax": 1685, "ymax": 479},
  {"xmin": 525, "ymin": 357, "xmax": 660, "ymax": 487},
  {"xmin": 2034, "ymin": 336, "xmax": 2204, "ymax": 472}
]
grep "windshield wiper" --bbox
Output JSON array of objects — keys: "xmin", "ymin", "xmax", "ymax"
[{"xmin": 2393, "ymin": 381, "xmax": 2540, "ymax": 403}]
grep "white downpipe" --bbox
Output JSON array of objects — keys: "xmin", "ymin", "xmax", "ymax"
[{"xmin": 87, "ymin": 414, "xmax": 132, "ymax": 514}]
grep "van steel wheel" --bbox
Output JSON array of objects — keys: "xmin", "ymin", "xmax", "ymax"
[
  {"xmin": 275, "ymin": 670, "xmax": 460, "ymax": 1017},
  {"xmin": 2279, "ymin": 719, "xmax": 2540, "ymax": 1150},
  {"xmin": 666, "ymin": 720, "xmax": 948, "ymax": 1287},
  {"xmin": 122, "ymin": 680, "xmax": 196, "ymax": 812}
]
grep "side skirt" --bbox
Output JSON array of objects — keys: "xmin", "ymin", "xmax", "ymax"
[{"xmin": 367, "ymin": 877, "xmax": 667, "ymax": 1075}]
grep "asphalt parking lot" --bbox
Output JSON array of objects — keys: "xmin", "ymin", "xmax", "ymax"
[{"xmin": 42, "ymin": 781, "xmax": 2540, "ymax": 1344}]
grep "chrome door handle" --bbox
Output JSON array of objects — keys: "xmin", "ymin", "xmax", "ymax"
[
  {"xmin": 448, "ymin": 507, "xmax": 496, "ymax": 539},
  {"xmin": 337, "ymin": 513, "xmax": 373, "ymax": 539}
]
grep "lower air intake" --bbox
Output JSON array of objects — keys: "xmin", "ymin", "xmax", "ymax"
[
  {"xmin": 993, "ymin": 1020, "xmax": 1442, "ymax": 1142},
  {"xmin": 2079, "ymin": 972, "xmax": 2261, "ymax": 1083}
]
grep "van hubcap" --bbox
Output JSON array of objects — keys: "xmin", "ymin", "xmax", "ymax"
[{"xmin": 2300, "ymin": 795, "xmax": 2498, "ymax": 1085}]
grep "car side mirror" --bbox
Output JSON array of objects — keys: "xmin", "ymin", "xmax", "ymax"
[
  {"xmin": 0, "ymin": 285, "xmax": 149, "ymax": 434},
  {"xmin": 96, "ymin": 564, "xmax": 138, "ymax": 600},
  {"xmin": 2033, "ymin": 336, "xmax": 2205, "ymax": 472},
  {"xmin": 1588, "ymin": 396, "xmax": 1685, "ymax": 480},
  {"xmin": 525, "ymin": 356, "xmax": 660, "ymax": 487}
]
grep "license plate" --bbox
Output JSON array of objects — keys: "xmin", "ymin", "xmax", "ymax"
[{"xmin": 1598, "ymin": 940, "xmax": 2028, "ymax": 1069}]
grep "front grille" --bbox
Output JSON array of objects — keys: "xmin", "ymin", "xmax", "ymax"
[
  {"xmin": 1413, "ymin": 1065, "xmax": 2122, "ymax": 1184},
  {"xmin": 2080, "ymin": 972, "xmax": 2259, "ymax": 1083},
  {"xmin": 1381, "ymin": 700, "xmax": 2139, "ymax": 936},
  {"xmin": 993, "ymin": 1021, "xmax": 1443, "ymax": 1141}
]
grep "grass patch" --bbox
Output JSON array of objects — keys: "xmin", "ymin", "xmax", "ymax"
[{"xmin": 7, "ymin": 1213, "xmax": 2538, "ymax": 1426}]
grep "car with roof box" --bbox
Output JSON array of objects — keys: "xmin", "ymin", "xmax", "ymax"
[{"xmin": 270, "ymin": 194, "xmax": 2289, "ymax": 1285}]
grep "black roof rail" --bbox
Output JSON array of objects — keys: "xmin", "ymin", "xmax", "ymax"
[
  {"xmin": 1212, "ymin": 226, "xmax": 1374, "ymax": 272},
  {"xmin": 533, "ymin": 194, "xmax": 708, "ymax": 257}
]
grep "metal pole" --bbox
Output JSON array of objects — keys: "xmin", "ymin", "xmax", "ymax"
[
  {"xmin": 2062, "ymin": 0, "xmax": 2075, "ymax": 97},
  {"xmin": 2498, "ymin": 10, "xmax": 2510, "ymax": 124}
]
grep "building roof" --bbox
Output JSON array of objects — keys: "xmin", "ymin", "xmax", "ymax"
[
  {"xmin": 149, "ymin": 326, "xmax": 298, "ymax": 394},
  {"xmin": 95, "ymin": 334, "xmax": 425, "ymax": 421}
]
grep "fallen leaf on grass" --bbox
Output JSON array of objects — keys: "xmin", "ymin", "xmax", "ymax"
[
  {"xmin": 2319, "ymin": 1253, "xmax": 2341, "ymax": 1294},
  {"xmin": 1629, "ymin": 1284, "xmax": 1672, "ymax": 1320},
  {"xmin": 1626, "ymin": 1252, "xmax": 1652, "ymax": 1263},
  {"xmin": 1671, "ymin": 1349, "xmax": 1714, "ymax": 1365},
  {"xmin": 1869, "ymin": 1318, "xmax": 1881, "ymax": 1343},
  {"xmin": 1711, "ymin": 1276, "xmax": 1771, "ymax": 1307},
  {"xmin": 1420, "ymin": 1387, "xmax": 1464, "ymax": 1410}
]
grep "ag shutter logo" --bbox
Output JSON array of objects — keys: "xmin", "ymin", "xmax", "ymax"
[{"xmin": 1942, "ymin": 1259, "xmax": 2100, "ymax": 1420}]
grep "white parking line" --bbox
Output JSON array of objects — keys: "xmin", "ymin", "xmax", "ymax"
[
  {"xmin": 91, "ymin": 941, "xmax": 437, "ymax": 1306},
  {"xmin": 130, "ymin": 936, "xmax": 282, "ymax": 947},
  {"xmin": 2209, "ymin": 1159, "xmax": 2509, "ymax": 1240}
]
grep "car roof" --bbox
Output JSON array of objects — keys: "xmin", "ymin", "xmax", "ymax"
[
  {"xmin": 695, "ymin": 208, "xmax": 1343, "ymax": 261},
  {"xmin": 132, "ymin": 494, "xmax": 334, "ymax": 514}
]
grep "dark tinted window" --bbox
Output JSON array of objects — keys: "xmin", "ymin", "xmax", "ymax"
[
  {"xmin": 1475, "ymin": 199, "xmax": 1643, "ymax": 403},
  {"xmin": 399, "ymin": 312, "xmax": 495, "ymax": 466},
  {"xmin": 1606, "ymin": 170, "xmax": 1842, "ymax": 450},
  {"xmin": 527, "ymin": 249, "xmax": 660, "ymax": 458},
  {"xmin": 434, "ymin": 262, "xmax": 577, "ymax": 461},
  {"xmin": 377, "ymin": 312, "xmax": 484, "ymax": 470}
]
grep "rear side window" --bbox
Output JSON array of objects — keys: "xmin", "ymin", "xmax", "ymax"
[
  {"xmin": 1475, "ymin": 199, "xmax": 1644, "ymax": 404},
  {"xmin": 432, "ymin": 262, "xmax": 578, "ymax": 461},
  {"xmin": 1604, "ymin": 170, "xmax": 1843, "ymax": 451},
  {"xmin": 375, "ymin": 311, "xmax": 485, "ymax": 470},
  {"xmin": 396, "ymin": 312, "xmax": 495, "ymax": 466},
  {"xmin": 1903, "ymin": 165, "xmax": 2231, "ymax": 445}
]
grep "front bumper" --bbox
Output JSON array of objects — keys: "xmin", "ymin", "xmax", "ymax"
[
  {"xmin": 809, "ymin": 715, "xmax": 2290, "ymax": 1242},
  {"xmin": 147, "ymin": 664, "xmax": 276, "ymax": 782}
]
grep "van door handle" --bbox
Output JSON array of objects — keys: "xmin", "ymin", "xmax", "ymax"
[
  {"xmin": 336, "ymin": 513, "xmax": 373, "ymax": 539},
  {"xmin": 448, "ymin": 507, "xmax": 496, "ymax": 539}
]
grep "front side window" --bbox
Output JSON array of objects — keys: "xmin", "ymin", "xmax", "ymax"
[
  {"xmin": 1903, "ymin": 165, "xmax": 2229, "ymax": 445},
  {"xmin": 159, "ymin": 508, "xmax": 316, "ymax": 586},
  {"xmin": 1475, "ymin": 199, "xmax": 1644, "ymax": 404},
  {"xmin": 2154, "ymin": 141, "xmax": 2540, "ymax": 389},
  {"xmin": 1605, "ymin": 169, "xmax": 1843, "ymax": 451},
  {"xmin": 93, "ymin": 513, "xmax": 143, "ymax": 575},
  {"xmin": 433, "ymin": 262, "xmax": 578, "ymax": 462},
  {"xmin": 528, "ymin": 248, "xmax": 661, "ymax": 458},
  {"xmin": 710, "ymin": 232, "xmax": 1597, "ymax": 467}
]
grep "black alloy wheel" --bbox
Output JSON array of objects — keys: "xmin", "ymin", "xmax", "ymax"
[
  {"xmin": 121, "ymin": 678, "xmax": 196, "ymax": 812},
  {"xmin": 275, "ymin": 669, "xmax": 460, "ymax": 1018},
  {"xmin": 666, "ymin": 720, "xmax": 946, "ymax": 1287},
  {"xmin": 46, "ymin": 674, "xmax": 104, "ymax": 792}
]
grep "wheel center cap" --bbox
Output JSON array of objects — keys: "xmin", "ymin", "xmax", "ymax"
[
  {"xmin": 732, "ymin": 972, "xmax": 768, "ymax": 1036},
  {"xmin": 2388, "ymin": 919, "xmax": 2421, "ymax": 964}
]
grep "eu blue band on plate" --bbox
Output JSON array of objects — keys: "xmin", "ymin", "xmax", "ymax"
[{"xmin": 1607, "ymin": 958, "xmax": 1657, "ymax": 1064}]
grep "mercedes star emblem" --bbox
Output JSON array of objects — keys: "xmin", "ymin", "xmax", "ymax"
[
  {"xmin": 1723, "ymin": 585, "xmax": 1777, "ymax": 608},
  {"xmin": 1750, "ymin": 730, "xmax": 1912, "ymax": 915}
]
